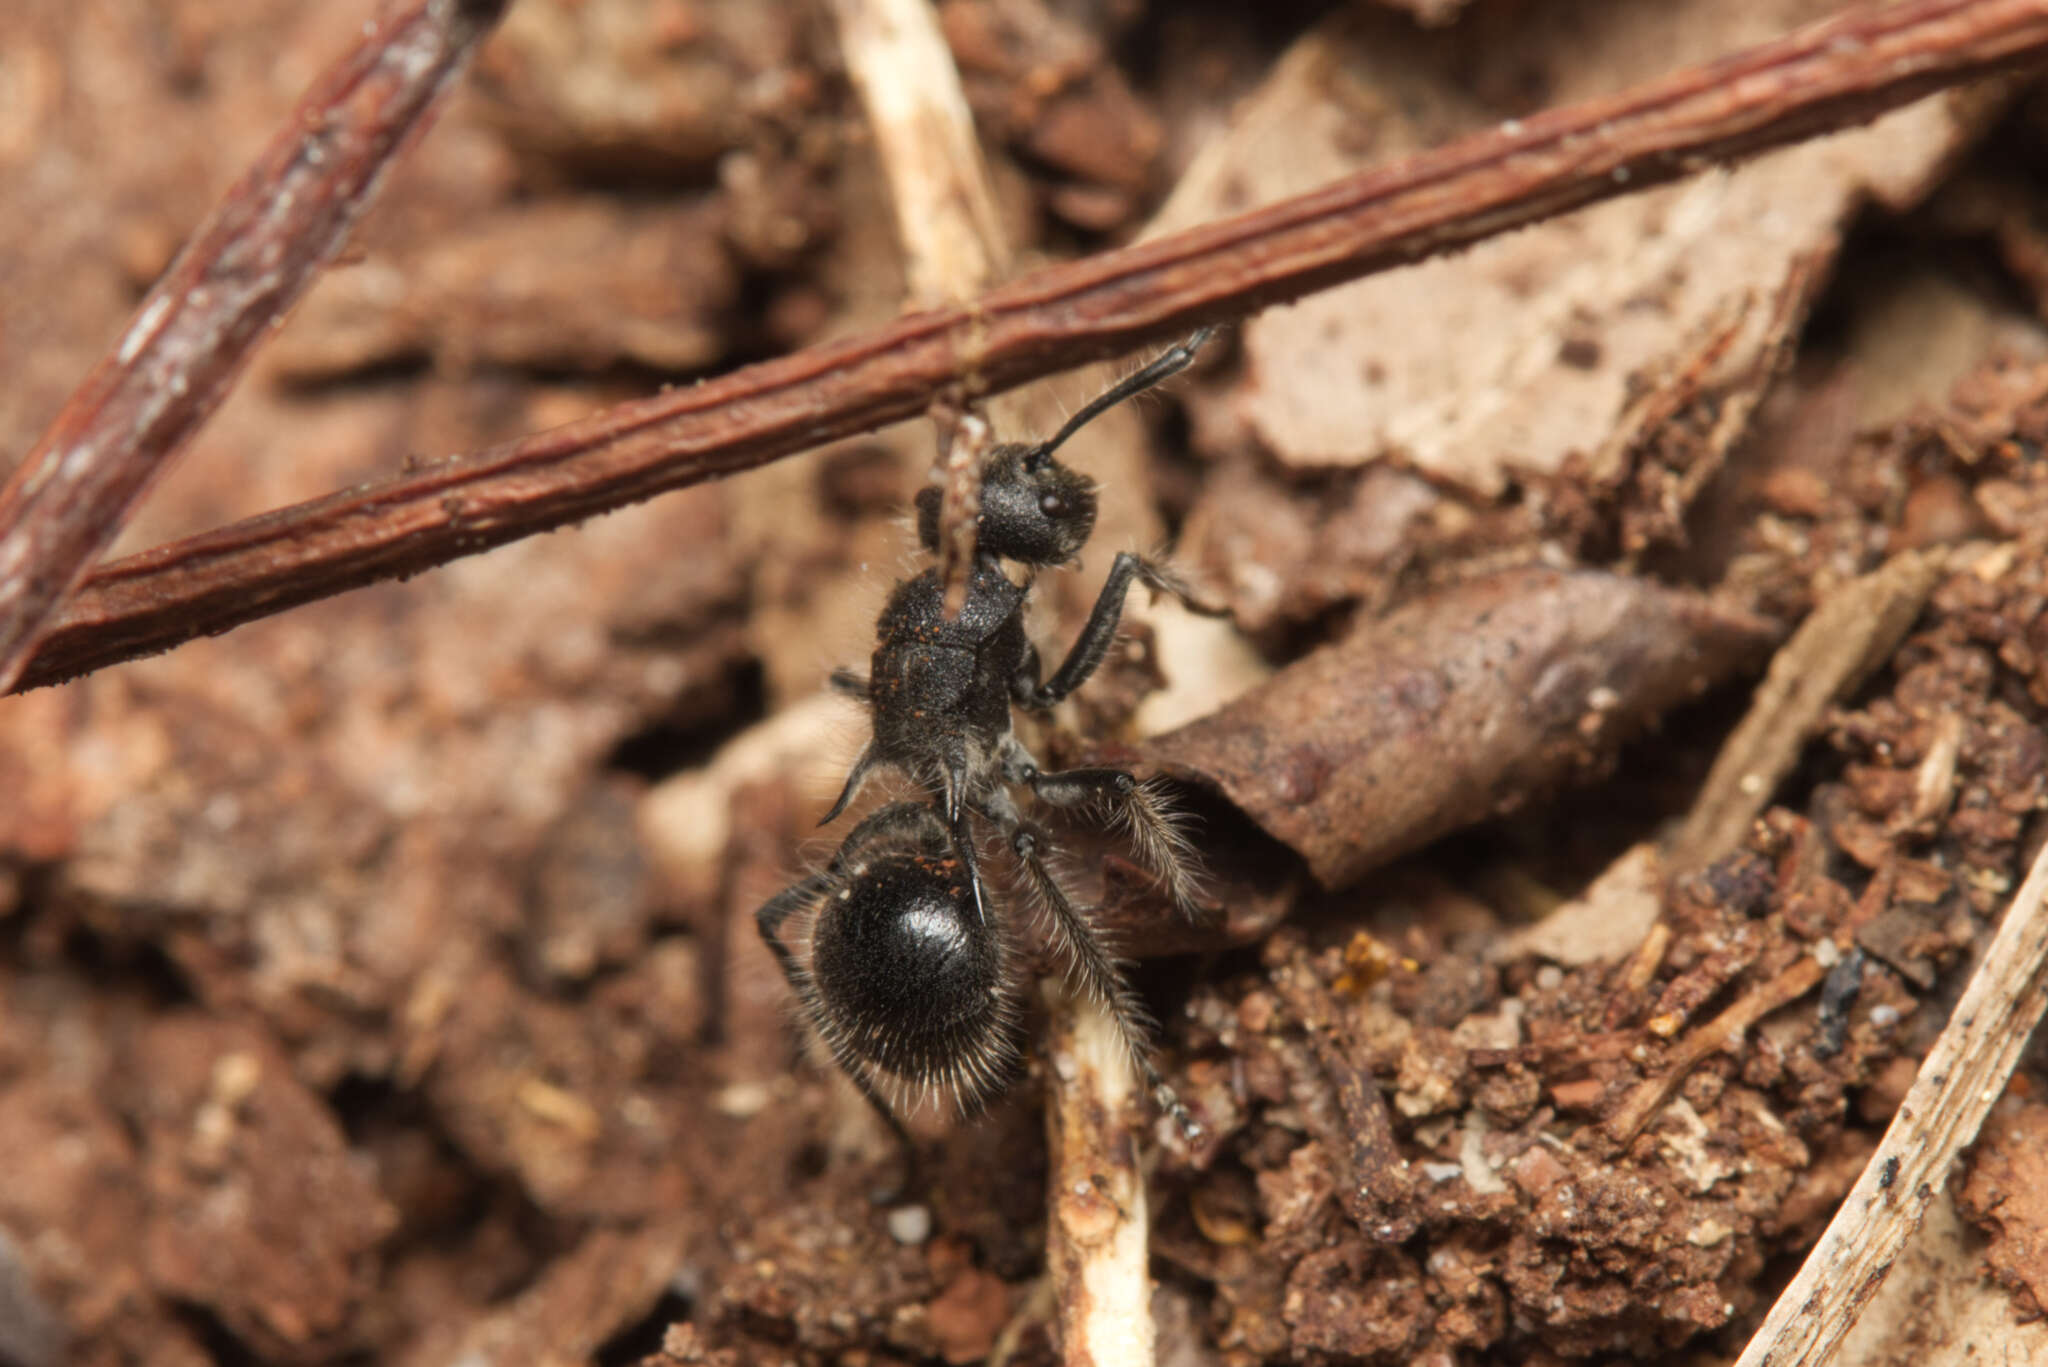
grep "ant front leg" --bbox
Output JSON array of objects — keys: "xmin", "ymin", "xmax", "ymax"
[{"xmin": 1019, "ymin": 552, "xmax": 1212, "ymax": 710}]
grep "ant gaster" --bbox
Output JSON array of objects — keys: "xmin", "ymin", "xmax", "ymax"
[{"xmin": 756, "ymin": 329, "xmax": 1219, "ymax": 1148}]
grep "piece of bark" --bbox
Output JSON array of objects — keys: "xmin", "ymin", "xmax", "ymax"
[
  {"xmin": 1957, "ymin": 1100, "xmax": 2048, "ymax": 1320},
  {"xmin": 1160, "ymin": 1, "xmax": 1999, "ymax": 495},
  {"xmin": 1145, "ymin": 567, "xmax": 1775, "ymax": 889},
  {"xmin": 129, "ymin": 1015, "xmax": 396, "ymax": 1356}
]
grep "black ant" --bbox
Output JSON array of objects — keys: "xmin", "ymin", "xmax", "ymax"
[{"xmin": 756, "ymin": 329, "xmax": 1219, "ymax": 1156}]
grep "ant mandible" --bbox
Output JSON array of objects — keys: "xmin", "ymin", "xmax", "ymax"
[{"xmin": 756, "ymin": 328, "xmax": 1219, "ymax": 1152}]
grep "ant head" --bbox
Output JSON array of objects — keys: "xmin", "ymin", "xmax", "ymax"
[
  {"xmin": 913, "ymin": 326, "xmax": 1218, "ymax": 568},
  {"xmin": 915, "ymin": 444, "xmax": 1098, "ymax": 566},
  {"xmin": 807, "ymin": 851, "xmax": 1019, "ymax": 1112}
]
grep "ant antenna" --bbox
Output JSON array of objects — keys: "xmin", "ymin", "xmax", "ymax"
[{"xmin": 1032, "ymin": 326, "xmax": 1218, "ymax": 461}]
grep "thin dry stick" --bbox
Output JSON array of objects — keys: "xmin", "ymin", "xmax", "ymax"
[
  {"xmin": 15, "ymin": 0, "xmax": 2048, "ymax": 694},
  {"xmin": 827, "ymin": 0, "xmax": 1014, "ymax": 614},
  {"xmin": 1732, "ymin": 836, "xmax": 2048, "ymax": 1367},
  {"xmin": 1606, "ymin": 955, "xmax": 1829, "ymax": 1145},
  {"xmin": 1670, "ymin": 547, "xmax": 1950, "ymax": 870},
  {"xmin": 0, "ymin": 0, "xmax": 508, "ymax": 696},
  {"xmin": 1043, "ymin": 980, "xmax": 1155, "ymax": 1367},
  {"xmin": 828, "ymin": 0, "xmax": 1008, "ymax": 306}
]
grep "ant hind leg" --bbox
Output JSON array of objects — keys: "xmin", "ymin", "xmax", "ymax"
[
  {"xmin": 1027, "ymin": 765, "xmax": 1206, "ymax": 919},
  {"xmin": 834, "ymin": 1050, "xmax": 922, "ymax": 1205},
  {"xmin": 1007, "ymin": 822, "xmax": 1200, "ymax": 1140}
]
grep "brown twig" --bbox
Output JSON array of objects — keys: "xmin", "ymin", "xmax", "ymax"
[
  {"xmin": 1271, "ymin": 947, "xmax": 1418, "ymax": 1242},
  {"xmin": 15, "ymin": 0, "xmax": 2048, "ymax": 693},
  {"xmin": 1605, "ymin": 955, "xmax": 1829, "ymax": 1145},
  {"xmin": 0, "ymin": 0, "xmax": 508, "ymax": 695},
  {"xmin": 1732, "ymin": 835, "xmax": 2048, "ymax": 1367}
]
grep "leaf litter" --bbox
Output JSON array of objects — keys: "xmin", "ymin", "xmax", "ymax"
[{"xmin": 6, "ymin": 2, "xmax": 2048, "ymax": 1365}]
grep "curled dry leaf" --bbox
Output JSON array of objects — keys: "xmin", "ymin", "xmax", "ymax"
[{"xmin": 1144, "ymin": 567, "xmax": 1775, "ymax": 888}]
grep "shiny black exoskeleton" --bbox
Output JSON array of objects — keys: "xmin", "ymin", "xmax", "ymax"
[
  {"xmin": 756, "ymin": 801, "xmax": 1022, "ymax": 1116},
  {"xmin": 756, "ymin": 329, "xmax": 1217, "ymax": 1146}
]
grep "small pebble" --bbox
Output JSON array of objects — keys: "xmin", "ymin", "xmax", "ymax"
[{"xmin": 887, "ymin": 1204, "xmax": 932, "ymax": 1245}]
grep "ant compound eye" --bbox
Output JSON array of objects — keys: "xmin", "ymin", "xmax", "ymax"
[
  {"xmin": 809, "ymin": 855, "xmax": 1018, "ymax": 1104},
  {"xmin": 1039, "ymin": 491, "xmax": 1066, "ymax": 518}
]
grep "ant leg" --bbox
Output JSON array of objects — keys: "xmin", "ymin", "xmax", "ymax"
[
  {"xmin": 755, "ymin": 874, "xmax": 831, "ymax": 984},
  {"xmin": 829, "ymin": 667, "xmax": 871, "ymax": 703},
  {"xmin": 756, "ymin": 800, "xmax": 944, "ymax": 980},
  {"xmin": 1024, "ymin": 552, "xmax": 1213, "ymax": 710},
  {"xmin": 823, "ymin": 1039, "xmax": 923, "ymax": 1203},
  {"xmin": 942, "ymin": 756, "xmax": 991, "ymax": 924},
  {"xmin": 757, "ymin": 802, "xmax": 949, "ymax": 1200},
  {"xmin": 1026, "ymin": 765, "xmax": 1204, "ymax": 918},
  {"xmin": 818, "ymin": 742, "xmax": 880, "ymax": 827},
  {"xmin": 1006, "ymin": 821, "xmax": 1200, "ymax": 1140}
]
